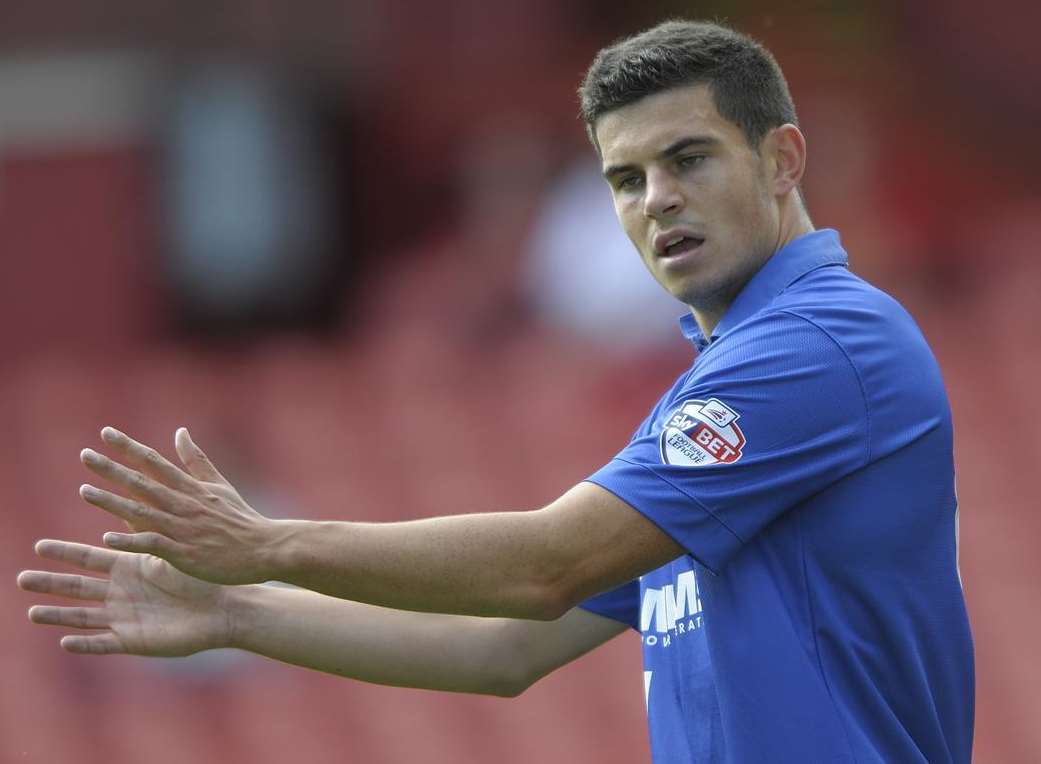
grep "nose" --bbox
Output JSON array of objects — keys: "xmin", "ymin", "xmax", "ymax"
[{"xmin": 643, "ymin": 167, "xmax": 684, "ymax": 219}]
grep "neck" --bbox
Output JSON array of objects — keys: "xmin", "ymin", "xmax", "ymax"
[
  {"xmin": 689, "ymin": 304, "xmax": 727, "ymax": 341},
  {"xmin": 690, "ymin": 203, "xmax": 815, "ymax": 340}
]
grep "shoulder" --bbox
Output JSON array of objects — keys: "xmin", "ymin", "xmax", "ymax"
[
  {"xmin": 692, "ymin": 308, "xmax": 871, "ymax": 447},
  {"xmin": 697, "ymin": 291, "xmax": 863, "ymax": 386},
  {"xmin": 697, "ymin": 264, "xmax": 946, "ymax": 414},
  {"xmin": 756, "ymin": 266, "xmax": 951, "ymax": 458},
  {"xmin": 711, "ymin": 265, "xmax": 939, "ymax": 380},
  {"xmin": 773, "ymin": 265, "xmax": 927, "ymax": 349}
]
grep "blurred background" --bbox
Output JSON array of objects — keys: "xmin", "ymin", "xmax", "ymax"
[{"xmin": 3, "ymin": 0, "xmax": 1038, "ymax": 761}]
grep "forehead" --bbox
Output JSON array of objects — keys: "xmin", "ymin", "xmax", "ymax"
[{"xmin": 595, "ymin": 83, "xmax": 743, "ymax": 168}]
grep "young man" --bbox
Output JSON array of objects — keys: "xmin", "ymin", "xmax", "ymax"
[{"xmin": 19, "ymin": 20, "xmax": 974, "ymax": 764}]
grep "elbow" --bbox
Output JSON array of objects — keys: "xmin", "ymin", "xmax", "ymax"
[
  {"xmin": 512, "ymin": 512, "xmax": 587, "ymax": 621},
  {"xmin": 485, "ymin": 676, "xmax": 530, "ymax": 698},
  {"xmin": 460, "ymin": 650, "xmax": 534, "ymax": 698},
  {"xmin": 518, "ymin": 554, "xmax": 587, "ymax": 621},
  {"xmin": 484, "ymin": 656, "xmax": 541, "ymax": 698},
  {"xmin": 521, "ymin": 582, "xmax": 574, "ymax": 622}
]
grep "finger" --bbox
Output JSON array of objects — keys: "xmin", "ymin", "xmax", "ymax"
[
  {"xmin": 61, "ymin": 633, "xmax": 125, "ymax": 655},
  {"xmin": 33, "ymin": 539, "xmax": 118, "ymax": 574},
  {"xmin": 79, "ymin": 484, "xmax": 171, "ymax": 530},
  {"xmin": 103, "ymin": 531, "xmax": 178, "ymax": 559},
  {"xmin": 175, "ymin": 427, "xmax": 228, "ymax": 485},
  {"xmin": 29, "ymin": 605, "xmax": 109, "ymax": 630},
  {"xmin": 81, "ymin": 448, "xmax": 184, "ymax": 512},
  {"xmin": 100, "ymin": 427, "xmax": 199, "ymax": 493},
  {"xmin": 18, "ymin": 571, "xmax": 109, "ymax": 601}
]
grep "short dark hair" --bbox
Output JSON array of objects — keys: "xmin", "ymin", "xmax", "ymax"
[{"xmin": 579, "ymin": 20, "xmax": 798, "ymax": 150}]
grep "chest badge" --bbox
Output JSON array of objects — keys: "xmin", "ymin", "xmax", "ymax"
[{"xmin": 660, "ymin": 398, "xmax": 746, "ymax": 466}]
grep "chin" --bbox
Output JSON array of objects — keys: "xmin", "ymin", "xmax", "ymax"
[{"xmin": 672, "ymin": 277, "xmax": 737, "ymax": 314}]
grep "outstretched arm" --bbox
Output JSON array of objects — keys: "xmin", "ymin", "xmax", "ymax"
[
  {"xmin": 18, "ymin": 540, "xmax": 627, "ymax": 696},
  {"xmin": 229, "ymin": 587, "xmax": 626, "ymax": 696},
  {"xmin": 79, "ymin": 427, "xmax": 681, "ymax": 621}
]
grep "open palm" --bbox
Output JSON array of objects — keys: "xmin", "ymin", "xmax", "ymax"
[{"xmin": 19, "ymin": 539, "xmax": 232, "ymax": 657}]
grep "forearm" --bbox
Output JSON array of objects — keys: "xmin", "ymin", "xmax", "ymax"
[
  {"xmin": 79, "ymin": 428, "xmax": 680, "ymax": 623},
  {"xmin": 264, "ymin": 509, "xmax": 573, "ymax": 620},
  {"xmin": 226, "ymin": 583, "xmax": 528, "ymax": 696}
]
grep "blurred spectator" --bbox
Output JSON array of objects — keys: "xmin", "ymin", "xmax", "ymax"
[
  {"xmin": 160, "ymin": 62, "xmax": 347, "ymax": 337},
  {"xmin": 525, "ymin": 155, "xmax": 687, "ymax": 354}
]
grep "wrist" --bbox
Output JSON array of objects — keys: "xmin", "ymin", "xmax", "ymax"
[
  {"xmin": 256, "ymin": 518, "xmax": 311, "ymax": 583},
  {"xmin": 221, "ymin": 584, "xmax": 265, "ymax": 651}
]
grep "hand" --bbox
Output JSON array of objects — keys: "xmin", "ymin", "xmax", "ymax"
[
  {"xmin": 78, "ymin": 426, "xmax": 282, "ymax": 585},
  {"xmin": 18, "ymin": 540, "xmax": 232, "ymax": 656}
]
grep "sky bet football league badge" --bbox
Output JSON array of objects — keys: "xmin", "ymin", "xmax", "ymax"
[{"xmin": 660, "ymin": 398, "xmax": 746, "ymax": 467}]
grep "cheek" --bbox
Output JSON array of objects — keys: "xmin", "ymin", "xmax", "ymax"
[
  {"xmin": 614, "ymin": 194, "xmax": 639, "ymax": 217},
  {"xmin": 615, "ymin": 202, "xmax": 645, "ymax": 242},
  {"xmin": 705, "ymin": 163, "xmax": 759, "ymax": 208},
  {"xmin": 716, "ymin": 181, "xmax": 767, "ymax": 233}
]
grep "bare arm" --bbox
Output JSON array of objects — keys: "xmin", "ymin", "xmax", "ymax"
[
  {"xmin": 261, "ymin": 482, "xmax": 671, "ymax": 620},
  {"xmin": 229, "ymin": 586, "xmax": 627, "ymax": 696},
  {"xmin": 18, "ymin": 540, "xmax": 626, "ymax": 697},
  {"xmin": 80, "ymin": 427, "xmax": 682, "ymax": 621}
]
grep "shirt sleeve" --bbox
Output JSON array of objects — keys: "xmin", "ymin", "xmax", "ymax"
[
  {"xmin": 586, "ymin": 310, "xmax": 870, "ymax": 574},
  {"xmin": 578, "ymin": 579, "xmax": 640, "ymax": 630}
]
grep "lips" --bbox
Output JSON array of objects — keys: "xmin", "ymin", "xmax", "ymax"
[
  {"xmin": 653, "ymin": 229, "xmax": 705, "ymax": 258},
  {"xmin": 662, "ymin": 236, "xmax": 704, "ymax": 257}
]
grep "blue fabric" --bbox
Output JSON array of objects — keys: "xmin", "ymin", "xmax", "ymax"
[{"xmin": 579, "ymin": 230, "xmax": 974, "ymax": 764}]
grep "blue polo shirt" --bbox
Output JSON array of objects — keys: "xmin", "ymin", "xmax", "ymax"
[{"xmin": 580, "ymin": 230, "xmax": 974, "ymax": 763}]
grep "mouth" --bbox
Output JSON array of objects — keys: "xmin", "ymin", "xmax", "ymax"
[{"xmin": 659, "ymin": 235, "xmax": 705, "ymax": 260}]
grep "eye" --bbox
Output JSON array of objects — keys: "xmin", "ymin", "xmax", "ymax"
[
  {"xmin": 617, "ymin": 174, "xmax": 643, "ymax": 191},
  {"xmin": 677, "ymin": 154, "xmax": 706, "ymax": 170}
]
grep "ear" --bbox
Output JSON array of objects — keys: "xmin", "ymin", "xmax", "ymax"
[{"xmin": 764, "ymin": 124, "xmax": 807, "ymax": 198}]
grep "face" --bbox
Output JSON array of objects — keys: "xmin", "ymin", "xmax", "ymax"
[{"xmin": 595, "ymin": 83, "xmax": 782, "ymax": 324}]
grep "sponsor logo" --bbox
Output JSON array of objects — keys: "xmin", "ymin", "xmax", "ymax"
[
  {"xmin": 660, "ymin": 398, "xmax": 746, "ymax": 467},
  {"xmin": 640, "ymin": 569, "xmax": 704, "ymax": 648}
]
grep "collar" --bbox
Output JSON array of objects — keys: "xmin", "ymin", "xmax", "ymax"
[{"xmin": 678, "ymin": 228, "xmax": 848, "ymax": 351}]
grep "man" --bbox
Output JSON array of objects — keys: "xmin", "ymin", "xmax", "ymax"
[{"xmin": 18, "ymin": 19, "xmax": 974, "ymax": 764}]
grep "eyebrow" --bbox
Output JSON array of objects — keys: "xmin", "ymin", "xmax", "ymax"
[{"xmin": 602, "ymin": 136, "xmax": 719, "ymax": 180}]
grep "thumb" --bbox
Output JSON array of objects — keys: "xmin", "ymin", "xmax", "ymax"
[{"xmin": 174, "ymin": 427, "xmax": 228, "ymax": 484}]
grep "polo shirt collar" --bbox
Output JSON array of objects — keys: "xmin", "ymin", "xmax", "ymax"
[{"xmin": 679, "ymin": 228, "xmax": 848, "ymax": 351}]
